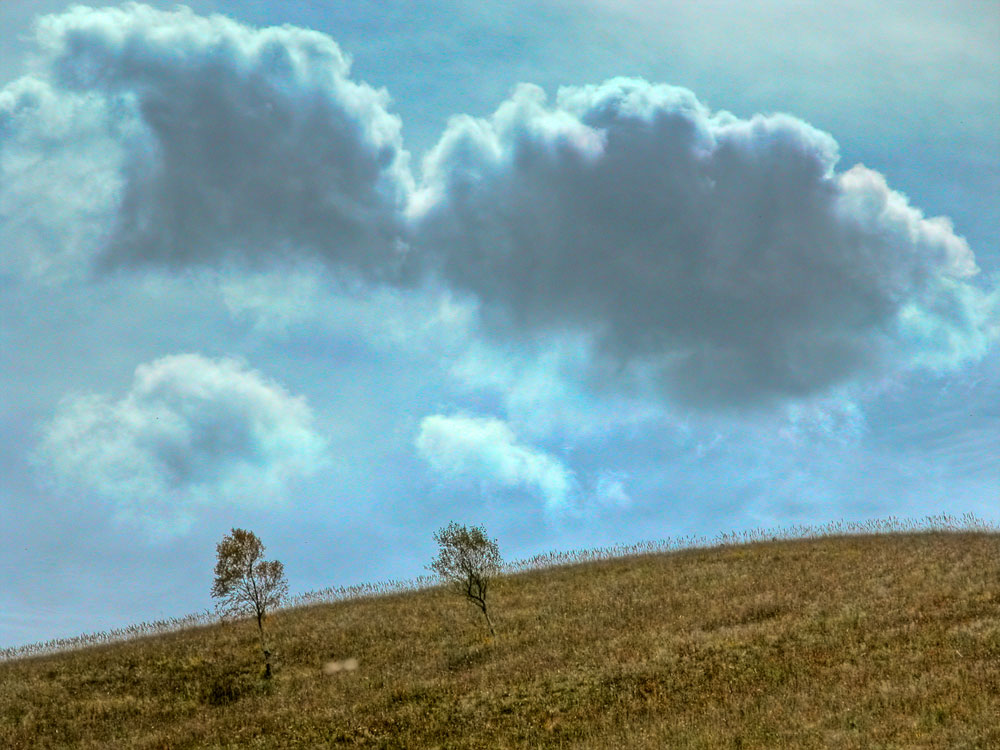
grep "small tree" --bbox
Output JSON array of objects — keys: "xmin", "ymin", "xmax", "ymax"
[
  {"xmin": 211, "ymin": 528, "xmax": 288, "ymax": 678},
  {"xmin": 429, "ymin": 522, "xmax": 502, "ymax": 637}
]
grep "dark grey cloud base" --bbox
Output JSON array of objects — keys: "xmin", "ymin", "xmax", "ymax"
[
  {"xmin": 2, "ymin": 4, "xmax": 409, "ymax": 276},
  {"xmin": 414, "ymin": 82, "xmax": 990, "ymax": 407},
  {"xmin": 1, "ymin": 4, "xmax": 993, "ymax": 410}
]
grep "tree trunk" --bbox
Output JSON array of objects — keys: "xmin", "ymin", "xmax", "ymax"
[
  {"xmin": 256, "ymin": 612, "xmax": 272, "ymax": 679},
  {"xmin": 481, "ymin": 605, "xmax": 496, "ymax": 638}
]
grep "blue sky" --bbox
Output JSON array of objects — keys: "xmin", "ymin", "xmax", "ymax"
[{"xmin": 1, "ymin": 1, "xmax": 998, "ymax": 648}]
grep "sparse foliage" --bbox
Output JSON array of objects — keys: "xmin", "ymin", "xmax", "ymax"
[
  {"xmin": 4, "ymin": 524, "xmax": 1000, "ymax": 748},
  {"xmin": 211, "ymin": 528, "xmax": 288, "ymax": 678},
  {"xmin": 429, "ymin": 522, "xmax": 502, "ymax": 636}
]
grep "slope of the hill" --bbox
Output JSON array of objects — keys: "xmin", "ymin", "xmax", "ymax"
[{"xmin": 2, "ymin": 532, "xmax": 998, "ymax": 749}]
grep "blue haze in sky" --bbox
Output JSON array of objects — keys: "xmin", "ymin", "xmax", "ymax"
[{"xmin": 0, "ymin": 1, "xmax": 997, "ymax": 646}]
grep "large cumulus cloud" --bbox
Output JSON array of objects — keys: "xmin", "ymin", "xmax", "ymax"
[
  {"xmin": 2, "ymin": 4, "xmax": 994, "ymax": 411},
  {"xmin": 412, "ymin": 79, "xmax": 994, "ymax": 407},
  {"xmin": 35, "ymin": 353, "xmax": 327, "ymax": 535},
  {"xmin": 1, "ymin": 3, "xmax": 409, "ymax": 277}
]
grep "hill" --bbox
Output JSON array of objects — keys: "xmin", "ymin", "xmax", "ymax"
[{"xmin": 2, "ymin": 530, "xmax": 998, "ymax": 748}]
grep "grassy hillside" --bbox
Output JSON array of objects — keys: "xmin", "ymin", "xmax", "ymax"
[{"xmin": 2, "ymin": 531, "xmax": 998, "ymax": 748}]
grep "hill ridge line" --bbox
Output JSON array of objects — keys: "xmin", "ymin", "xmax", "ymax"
[{"xmin": 4, "ymin": 512, "xmax": 995, "ymax": 661}]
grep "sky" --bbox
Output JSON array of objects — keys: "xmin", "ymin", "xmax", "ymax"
[{"xmin": 1, "ymin": 1, "xmax": 998, "ymax": 648}]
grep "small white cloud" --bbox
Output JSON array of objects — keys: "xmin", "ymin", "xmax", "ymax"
[
  {"xmin": 218, "ymin": 266, "xmax": 326, "ymax": 333},
  {"xmin": 415, "ymin": 413, "xmax": 574, "ymax": 512},
  {"xmin": 595, "ymin": 472, "xmax": 632, "ymax": 508},
  {"xmin": 36, "ymin": 354, "xmax": 327, "ymax": 536},
  {"xmin": 781, "ymin": 396, "xmax": 867, "ymax": 445}
]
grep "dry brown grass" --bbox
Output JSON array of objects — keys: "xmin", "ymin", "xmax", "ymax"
[{"xmin": 2, "ymin": 530, "xmax": 998, "ymax": 748}]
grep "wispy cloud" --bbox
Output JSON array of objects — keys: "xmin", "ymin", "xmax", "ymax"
[
  {"xmin": 415, "ymin": 413, "xmax": 574, "ymax": 512},
  {"xmin": 415, "ymin": 413, "xmax": 639, "ymax": 517}
]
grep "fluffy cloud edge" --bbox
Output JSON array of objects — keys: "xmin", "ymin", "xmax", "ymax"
[
  {"xmin": 2, "ymin": 3, "xmax": 412, "ymax": 279},
  {"xmin": 0, "ymin": 5, "xmax": 995, "ymax": 413},
  {"xmin": 412, "ymin": 78, "xmax": 996, "ymax": 408},
  {"xmin": 414, "ymin": 412, "xmax": 639, "ymax": 517},
  {"xmin": 415, "ymin": 413, "xmax": 575, "ymax": 512},
  {"xmin": 34, "ymin": 353, "xmax": 328, "ymax": 537}
]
